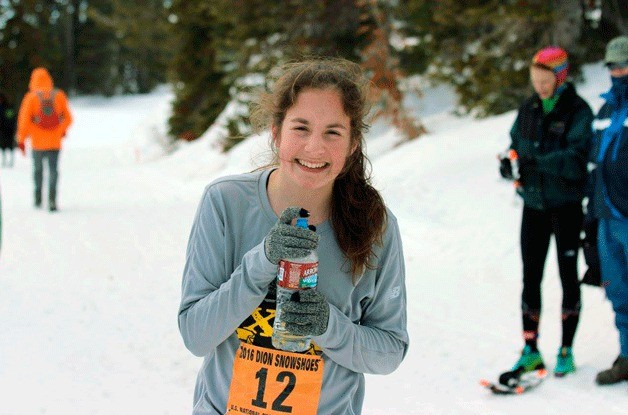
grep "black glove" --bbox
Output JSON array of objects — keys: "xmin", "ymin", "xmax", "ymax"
[
  {"xmin": 264, "ymin": 207, "xmax": 319, "ymax": 265},
  {"xmin": 499, "ymin": 156, "xmax": 513, "ymax": 180},
  {"xmin": 580, "ymin": 218, "xmax": 602, "ymax": 287},
  {"xmin": 280, "ymin": 289, "xmax": 330, "ymax": 337}
]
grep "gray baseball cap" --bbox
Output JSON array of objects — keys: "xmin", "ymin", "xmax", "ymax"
[{"xmin": 605, "ymin": 36, "xmax": 628, "ymax": 65}]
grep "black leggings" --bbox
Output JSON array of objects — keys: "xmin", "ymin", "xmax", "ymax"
[{"xmin": 520, "ymin": 203, "xmax": 582, "ymax": 348}]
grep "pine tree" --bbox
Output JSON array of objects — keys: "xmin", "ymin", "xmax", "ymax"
[
  {"xmin": 0, "ymin": 0, "xmax": 64, "ymax": 103},
  {"xmin": 580, "ymin": 0, "xmax": 626, "ymax": 63},
  {"xmin": 87, "ymin": 0, "xmax": 172, "ymax": 94},
  {"xmin": 167, "ymin": 0, "xmax": 230, "ymax": 141},
  {"xmin": 170, "ymin": 0, "xmax": 426, "ymax": 149},
  {"xmin": 74, "ymin": 1, "xmax": 119, "ymax": 95},
  {"xmin": 410, "ymin": 0, "xmax": 590, "ymax": 116},
  {"xmin": 359, "ymin": 0, "xmax": 426, "ymax": 141},
  {"xmin": 1, "ymin": 1, "xmax": 172, "ymax": 98}
]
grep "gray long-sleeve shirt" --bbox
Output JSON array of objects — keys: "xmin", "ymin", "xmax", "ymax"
[{"xmin": 179, "ymin": 169, "xmax": 409, "ymax": 415}]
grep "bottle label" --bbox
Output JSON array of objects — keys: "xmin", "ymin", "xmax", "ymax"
[{"xmin": 277, "ymin": 260, "xmax": 318, "ymax": 289}]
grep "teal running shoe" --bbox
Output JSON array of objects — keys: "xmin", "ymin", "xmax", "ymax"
[
  {"xmin": 554, "ymin": 346, "xmax": 576, "ymax": 377},
  {"xmin": 512, "ymin": 345, "xmax": 545, "ymax": 373}
]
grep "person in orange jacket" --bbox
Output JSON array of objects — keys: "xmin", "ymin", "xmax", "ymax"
[{"xmin": 17, "ymin": 67, "xmax": 73, "ymax": 212}]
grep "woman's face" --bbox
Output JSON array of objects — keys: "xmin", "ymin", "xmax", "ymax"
[
  {"xmin": 273, "ymin": 87, "xmax": 353, "ymax": 193},
  {"xmin": 610, "ymin": 65, "xmax": 628, "ymax": 78},
  {"xmin": 530, "ymin": 66, "xmax": 557, "ymax": 99}
]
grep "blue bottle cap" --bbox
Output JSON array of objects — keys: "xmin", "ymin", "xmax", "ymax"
[{"xmin": 295, "ymin": 217, "xmax": 309, "ymax": 229}]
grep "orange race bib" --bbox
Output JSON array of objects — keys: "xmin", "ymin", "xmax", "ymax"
[{"xmin": 227, "ymin": 342, "xmax": 324, "ymax": 415}]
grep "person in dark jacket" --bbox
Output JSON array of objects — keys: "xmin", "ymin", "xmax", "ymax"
[
  {"xmin": 588, "ymin": 35, "xmax": 628, "ymax": 386},
  {"xmin": 499, "ymin": 46, "xmax": 594, "ymax": 378},
  {"xmin": 0, "ymin": 92, "xmax": 17, "ymax": 168}
]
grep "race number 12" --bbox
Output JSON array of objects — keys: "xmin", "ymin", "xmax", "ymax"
[{"xmin": 227, "ymin": 343, "xmax": 324, "ymax": 415}]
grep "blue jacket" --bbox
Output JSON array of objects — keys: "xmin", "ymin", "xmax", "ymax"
[{"xmin": 589, "ymin": 81, "xmax": 628, "ymax": 220}]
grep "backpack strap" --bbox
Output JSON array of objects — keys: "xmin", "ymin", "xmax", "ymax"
[
  {"xmin": 32, "ymin": 89, "xmax": 62, "ymax": 127},
  {"xmin": 35, "ymin": 89, "xmax": 58, "ymax": 102}
]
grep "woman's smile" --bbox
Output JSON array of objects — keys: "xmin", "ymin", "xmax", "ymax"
[{"xmin": 296, "ymin": 158, "xmax": 329, "ymax": 170}]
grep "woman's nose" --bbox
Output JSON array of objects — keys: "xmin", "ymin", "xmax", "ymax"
[{"xmin": 303, "ymin": 131, "xmax": 325, "ymax": 153}]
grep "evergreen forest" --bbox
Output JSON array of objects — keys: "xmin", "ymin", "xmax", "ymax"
[{"xmin": 1, "ymin": 0, "xmax": 625, "ymax": 146}]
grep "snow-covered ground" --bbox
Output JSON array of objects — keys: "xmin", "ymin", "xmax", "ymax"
[{"xmin": 1, "ymin": 63, "xmax": 626, "ymax": 414}]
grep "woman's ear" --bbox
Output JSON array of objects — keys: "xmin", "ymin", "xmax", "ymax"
[
  {"xmin": 350, "ymin": 140, "xmax": 359, "ymax": 156},
  {"xmin": 271, "ymin": 125, "xmax": 280, "ymax": 146}
]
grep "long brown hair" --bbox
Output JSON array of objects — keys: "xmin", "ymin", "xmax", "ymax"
[{"xmin": 251, "ymin": 58, "xmax": 387, "ymax": 280}]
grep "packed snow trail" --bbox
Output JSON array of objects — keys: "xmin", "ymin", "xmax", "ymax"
[{"xmin": 0, "ymin": 90, "xmax": 202, "ymax": 414}]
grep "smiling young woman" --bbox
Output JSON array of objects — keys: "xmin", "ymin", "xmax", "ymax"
[
  {"xmin": 267, "ymin": 87, "xmax": 354, "ymax": 225},
  {"xmin": 254, "ymin": 59, "xmax": 391, "ymax": 278},
  {"xmin": 178, "ymin": 58, "xmax": 409, "ymax": 415}
]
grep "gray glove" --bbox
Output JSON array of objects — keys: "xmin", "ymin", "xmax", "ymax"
[
  {"xmin": 264, "ymin": 207, "xmax": 319, "ymax": 265},
  {"xmin": 281, "ymin": 289, "xmax": 330, "ymax": 337}
]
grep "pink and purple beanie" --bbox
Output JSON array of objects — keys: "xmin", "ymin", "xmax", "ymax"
[{"xmin": 532, "ymin": 47, "xmax": 569, "ymax": 87}]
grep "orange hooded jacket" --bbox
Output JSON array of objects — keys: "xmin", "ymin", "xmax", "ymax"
[{"xmin": 17, "ymin": 68, "xmax": 73, "ymax": 150}]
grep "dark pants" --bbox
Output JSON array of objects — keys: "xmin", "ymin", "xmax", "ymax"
[
  {"xmin": 520, "ymin": 203, "xmax": 583, "ymax": 348},
  {"xmin": 33, "ymin": 150, "xmax": 60, "ymax": 204}
]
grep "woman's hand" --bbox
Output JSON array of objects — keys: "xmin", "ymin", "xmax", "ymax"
[
  {"xmin": 281, "ymin": 289, "xmax": 330, "ymax": 336},
  {"xmin": 264, "ymin": 207, "xmax": 319, "ymax": 264}
]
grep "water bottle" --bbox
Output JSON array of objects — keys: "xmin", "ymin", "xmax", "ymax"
[{"xmin": 272, "ymin": 217, "xmax": 318, "ymax": 352}]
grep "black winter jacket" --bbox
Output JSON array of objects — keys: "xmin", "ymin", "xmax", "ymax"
[{"xmin": 510, "ymin": 83, "xmax": 594, "ymax": 210}]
